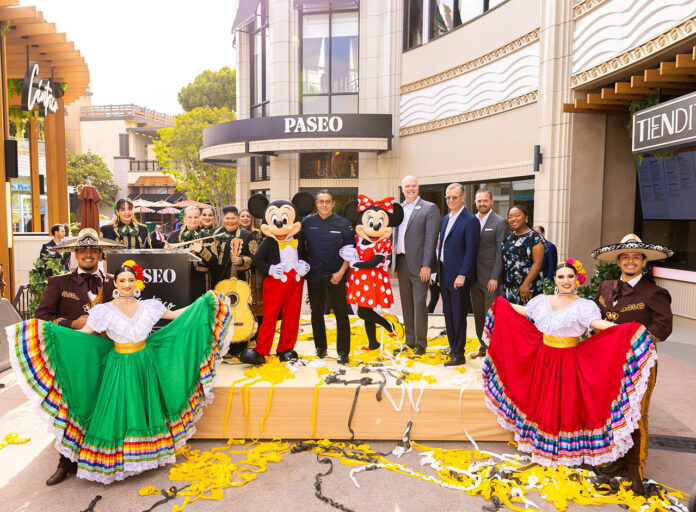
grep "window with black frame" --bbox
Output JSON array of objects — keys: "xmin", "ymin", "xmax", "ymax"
[
  {"xmin": 250, "ymin": 0, "xmax": 269, "ymax": 118},
  {"xmin": 250, "ymin": 156, "xmax": 270, "ymax": 182},
  {"xmin": 404, "ymin": 0, "xmax": 507, "ymax": 50},
  {"xmin": 300, "ymin": 152, "xmax": 358, "ymax": 179},
  {"xmin": 301, "ymin": 8, "xmax": 358, "ymax": 114}
]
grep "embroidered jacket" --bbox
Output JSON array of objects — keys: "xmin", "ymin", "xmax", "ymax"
[
  {"xmin": 594, "ymin": 278, "xmax": 673, "ymax": 342},
  {"xmin": 35, "ymin": 270, "xmax": 115, "ymax": 327}
]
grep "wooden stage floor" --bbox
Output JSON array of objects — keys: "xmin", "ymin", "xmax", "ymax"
[{"xmin": 193, "ymin": 315, "xmax": 512, "ymax": 442}]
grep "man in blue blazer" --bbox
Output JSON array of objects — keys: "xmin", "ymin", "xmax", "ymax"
[{"xmin": 437, "ymin": 183, "xmax": 480, "ymax": 366}]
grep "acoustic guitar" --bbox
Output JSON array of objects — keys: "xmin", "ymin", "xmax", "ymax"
[{"xmin": 214, "ymin": 237, "xmax": 257, "ymax": 342}]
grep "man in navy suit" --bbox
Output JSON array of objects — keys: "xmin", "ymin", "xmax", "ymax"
[{"xmin": 437, "ymin": 183, "xmax": 480, "ymax": 366}]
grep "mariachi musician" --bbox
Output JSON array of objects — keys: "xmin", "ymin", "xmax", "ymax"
[
  {"xmin": 101, "ymin": 198, "xmax": 151, "ymax": 248},
  {"xmin": 199, "ymin": 206, "xmax": 218, "ymax": 238},
  {"xmin": 202, "ymin": 206, "xmax": 256, "ymax": 288},
  {"xmin": 591, "ymin": 234, "xmax": 673, "ymax": 494},
  {"xmin": 166, "ymin": 205, "xmax": 210, "ymax": 296}
]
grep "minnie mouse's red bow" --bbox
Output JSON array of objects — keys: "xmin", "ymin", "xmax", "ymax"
[{"xmin": 357, "ymin": 195, "xmax": 395, "ymax": 213}]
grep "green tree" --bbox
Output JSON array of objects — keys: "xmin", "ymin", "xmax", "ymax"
[
  {"xmin": 66, "ymin": 151, "xmax": 119, "ymax": 205},
  {"xmin": 154, "ymin": 107, "xmax": 236, "ymax": 210},
  {"xmin": 177, "ymin": 67, "xmax": 236, "ymax": 112}
]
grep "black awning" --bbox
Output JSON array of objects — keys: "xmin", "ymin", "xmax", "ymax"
[
  {"xmin": 294, "ymin": 0, "xmax": 359, "ymax": 11},
  {"xmin": 232, "ymin": 0, "xmax": 260, "ymax": 34}
]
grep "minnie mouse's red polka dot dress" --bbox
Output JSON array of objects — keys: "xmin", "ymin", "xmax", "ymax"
[{"xmin": 346, "ymin": 237, "xmax": 394, "ymax": 308}]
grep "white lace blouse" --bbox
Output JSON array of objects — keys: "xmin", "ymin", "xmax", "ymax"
[
  {"xmin": 525, "ymin": 295, "xmax": 601, "ymax": 338},
  {"xmin": 86, "ymin": 299, "xmax": 166, "ymax": 344}
]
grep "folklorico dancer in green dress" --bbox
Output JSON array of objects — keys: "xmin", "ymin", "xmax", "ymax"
[{"xmin": 6, "ymin": 260, "xmax": 234, "ymax": 484}]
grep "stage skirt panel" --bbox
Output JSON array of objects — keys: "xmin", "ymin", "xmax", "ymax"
[
  {"xmin": 6, "ymin": 291, "xmax": 233, "ymax": 484},
  {"xmin": 481, "ymin": 297, "xmax": 657, "ymax": 467}
]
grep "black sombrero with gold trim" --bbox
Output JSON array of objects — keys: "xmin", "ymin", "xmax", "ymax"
[{"xmin": 591, "ymin": 234, "xmax": 673, "ymax": 262}]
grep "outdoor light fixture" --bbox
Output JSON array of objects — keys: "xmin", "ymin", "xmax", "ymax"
[{"xmin": 533, "ymin": 145, "xmax": 543, "ymax": 172}]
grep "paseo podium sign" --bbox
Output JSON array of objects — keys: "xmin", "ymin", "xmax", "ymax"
[{"xmin": 632, "ymin": 91, "xmax": 696, "ymax": 154}]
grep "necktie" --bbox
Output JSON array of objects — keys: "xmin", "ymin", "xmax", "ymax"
[
  {"xmin": 77, "ymin": 273, "xmax": 101, "ymax": 295},
  {"xmin": 278, "ymin": 239, "xmax": 298, "ymax": 249}
]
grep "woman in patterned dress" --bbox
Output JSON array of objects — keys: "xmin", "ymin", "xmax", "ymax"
[{"xmin": 501, "ymin": 204, "xmax": 544, "ymax": 304}]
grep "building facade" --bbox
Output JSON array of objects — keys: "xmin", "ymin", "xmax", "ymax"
[
  {"xmin": 201, "ymin": 0, "xmax": 696, "ymax": 325},
  {"xmin": 78, "ymin": 103, "xmax": 176, "ymax": 201}
]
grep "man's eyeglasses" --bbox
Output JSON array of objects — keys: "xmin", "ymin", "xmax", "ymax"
[
  {"xmin": 445, "ymin": 195, "xmax": 461, "ymax": 201},
  {"xmin": 316, "ymin": 200, "xmax": 333, "ymax": 205}
]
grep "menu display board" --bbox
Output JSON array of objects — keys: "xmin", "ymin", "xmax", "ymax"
[{"xmin": 636, "ymin": 152, "xmax": 696, "ymax": 220}]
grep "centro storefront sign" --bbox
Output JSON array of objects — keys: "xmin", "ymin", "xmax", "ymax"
[
  {"xmin": 21, "ymin": 61, "xmax": 59, "ymax": 116},
  {"xmin": 632, "ymin": 90, "xmax": 696, "ymax": 153},
  {"xmin": 283, "ymin": 115, "xmax": 344, "ymax": 134}
]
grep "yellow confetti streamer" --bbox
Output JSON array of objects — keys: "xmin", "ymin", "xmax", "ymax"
[{"xmin": 0, "ymin": 432, "xmax": 30, "ymax": 449}]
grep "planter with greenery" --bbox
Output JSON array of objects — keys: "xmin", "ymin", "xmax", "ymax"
[{"xmin": 27, "ymin": 255, "xmax": 67, "ymax": 316}]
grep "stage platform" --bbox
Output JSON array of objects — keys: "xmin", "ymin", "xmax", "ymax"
[{"xmin": 193, "ymin": 315, "xmax": 512, "ymax": 442}]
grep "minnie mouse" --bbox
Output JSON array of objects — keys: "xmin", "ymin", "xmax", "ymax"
[
  {"xmin": 240, "ymin": 192, "xmax": 314, "ymax": 365},
  {"xmin": 341, "ymin": 195, "xmax": 405, "ymax": 350}
]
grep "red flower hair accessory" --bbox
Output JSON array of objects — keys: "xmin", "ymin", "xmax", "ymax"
[
  {"xmin": 565, "ymin": 258, "xmax": 587, "ymax": 285},
  {"xmin": 357, "ymin": 195, "xmax": 395, "ymax": 213},
  {"xmin": 122, "ymin": 259, "xmax": 146, "ymax": 291}
]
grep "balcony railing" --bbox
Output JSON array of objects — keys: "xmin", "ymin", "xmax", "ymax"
[
  {"xmin": 80, "ymin": 104, "xmax": 175, "ymax": 125},
  {"xmin": 130, "ymin": 160, "xmax": 162, "ymax": 172}
]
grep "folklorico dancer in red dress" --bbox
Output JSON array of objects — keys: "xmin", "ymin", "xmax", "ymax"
[
  {"xmin": 341, "ymin": 195, "xmax": 405, "ymax": 350},
  {"xmin": 481, "ymin": 259, "xmax": 657, "ymax": 476}
]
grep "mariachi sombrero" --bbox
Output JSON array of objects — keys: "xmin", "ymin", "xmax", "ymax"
[
  {"xmin": 591, "ymin": 234, "xmax": 673, "ymax": 262},
  {"xmin": 50, "ymin": 228, "xmax": 125, "ymax": 253}
]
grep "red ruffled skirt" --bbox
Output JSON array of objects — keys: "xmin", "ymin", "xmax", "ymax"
[{"xmin": 482, "ymin": 297, "xmax": 657, "ymax": 467}]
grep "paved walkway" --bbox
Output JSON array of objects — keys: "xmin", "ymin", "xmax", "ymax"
[{"xmin": 1, "ymin": 282, "xmax": 694, "ymax": 511}]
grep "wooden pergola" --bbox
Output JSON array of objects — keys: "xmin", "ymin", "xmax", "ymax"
[
  {"xmin": 0, "ymin": 0, "xmax": 90, "ymax": 296},
  {"xmin": 563, "ymin": 45, "xmax": 696, "ymax": 115}
]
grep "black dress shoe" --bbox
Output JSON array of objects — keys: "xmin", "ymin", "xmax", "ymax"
[
  {"xmin": 414, "ymin": 346, "xmax": 426, "ymax": 356},
  {"xmin": 277, "ymin": 349, "xmax": 299, "ymax": 362},
  {"xmin": 337, "ymin": 353, "xmax": 349, "ymax": 365},
  {"xmin": 444, "ymin": 356, "xmax": 466, "ymax": 367},
  {"xmin": 46, "ymin": 456, "xmax": 77, "ymax": 486},
  {"xmin": 239, "ymin": 348, "xmax": 266, "ymax": 365},
  {"xmin": 316, "ymin": 348, "xmax": 328, "ymax": 358}
]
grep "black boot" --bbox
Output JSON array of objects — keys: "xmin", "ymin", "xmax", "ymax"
[
  {"xmin": 240, "ymin": 348, "xmax": 266, "ymax": 365},
  {"xmin": 46, "ymin": 455, "xmax": 77, "ymax": 486},
  {"xmin": 277, "ymin": 349, "xmax": 299, "ymax": 362},
  {"xmin": 627, "ymin": 463, "xmax": 646, "ymax": 496}
]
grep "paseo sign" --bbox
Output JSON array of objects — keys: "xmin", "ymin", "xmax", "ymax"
[
  {"xmin": 632, "ymin": 91, "xmax": 696, "ymax": 153},
  {"xmin": 283, "ymin": 115, "xmax": 344, "ymax": 134},
  {"xmin": 21, "ymin": 61, "xmax": 59, "ymax": 116}
]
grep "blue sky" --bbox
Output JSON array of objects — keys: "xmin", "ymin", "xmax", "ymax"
[{"xmin": 30, "ymin": 0, "xmax": 239, "ymax": 115}]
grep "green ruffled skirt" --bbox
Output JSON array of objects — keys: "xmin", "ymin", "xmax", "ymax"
[{"xmin": 6, "ymin": 291, "xmax": 233, "ymax": 484}]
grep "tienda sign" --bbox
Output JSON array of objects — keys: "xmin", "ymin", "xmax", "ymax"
[
  {"xmin": 21, "ymin": 61, "xmax": 59, "ymax": 116},
  {"xmin": 632, "ymin": 91, "xmax": 696, "ymax": 153}
]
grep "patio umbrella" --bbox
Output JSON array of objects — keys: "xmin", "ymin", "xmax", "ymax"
[
  {"xmin": 132, "ymin": 198, "xmax": 156, "ymax": 208},
  {"xmin": 174, "ymin": 199, "xmax": 211, "ymax": 209},
  {"xmin": 158, "ymin": 207, "xmax": 181, "ymax": 232},
  {"xmin": 78, "ymin": 185, "xmax": 101, "ymax": 231},
  {"xmin": 134, "ymin": 205, "xmax": 156, "ymax": 223},
  {"xmin": 153, "ymin": 200, "xmax": 174, "ymax": 208}
]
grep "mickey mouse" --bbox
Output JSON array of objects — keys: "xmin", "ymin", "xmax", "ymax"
[
  {"xmin": 340, "ymin": 195, "xmax": 405, "ymax": 351},
  {"xmin": 240, "ymin": 191, "xmax": 314, "ymax": 365}
]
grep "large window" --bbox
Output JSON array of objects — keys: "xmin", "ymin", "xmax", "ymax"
[
  {"xmin": 251, "ymin": 156, "xmax": 270, "ymax": 182},
  {"xmin": 300, "ymin": 152, "xmax": 358, "ymax": 179},
  {"xmin": 404, "ymin": 0, "xmax": 508, "ymax": 50},
  {"xmin": 250, "ymin": 0, "xmax": 269, "ymax": 118},
  {"xmin": 411, "ymin": 177, "xmax": 534, "ymax": 223},
  {"xmin": 302, "ymin": 9, "xmax": 359, "ymax": 114},
  {"xmin": 300, "ymin": 187, "xmax": 358, "ymax": 218}
]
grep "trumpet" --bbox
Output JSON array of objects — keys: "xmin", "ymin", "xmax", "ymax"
[{"xmin": 166, "ymin": 234, "xmax": 220, "ymax": 249}]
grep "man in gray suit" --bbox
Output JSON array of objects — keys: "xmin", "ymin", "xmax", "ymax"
[
  {"xmin": 470, "ymin": 188, "xmax": 506, "ymax": 358},
  {"xmin": 392, "ymin": 176, "xmax": 440, "ymax": 355}
]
